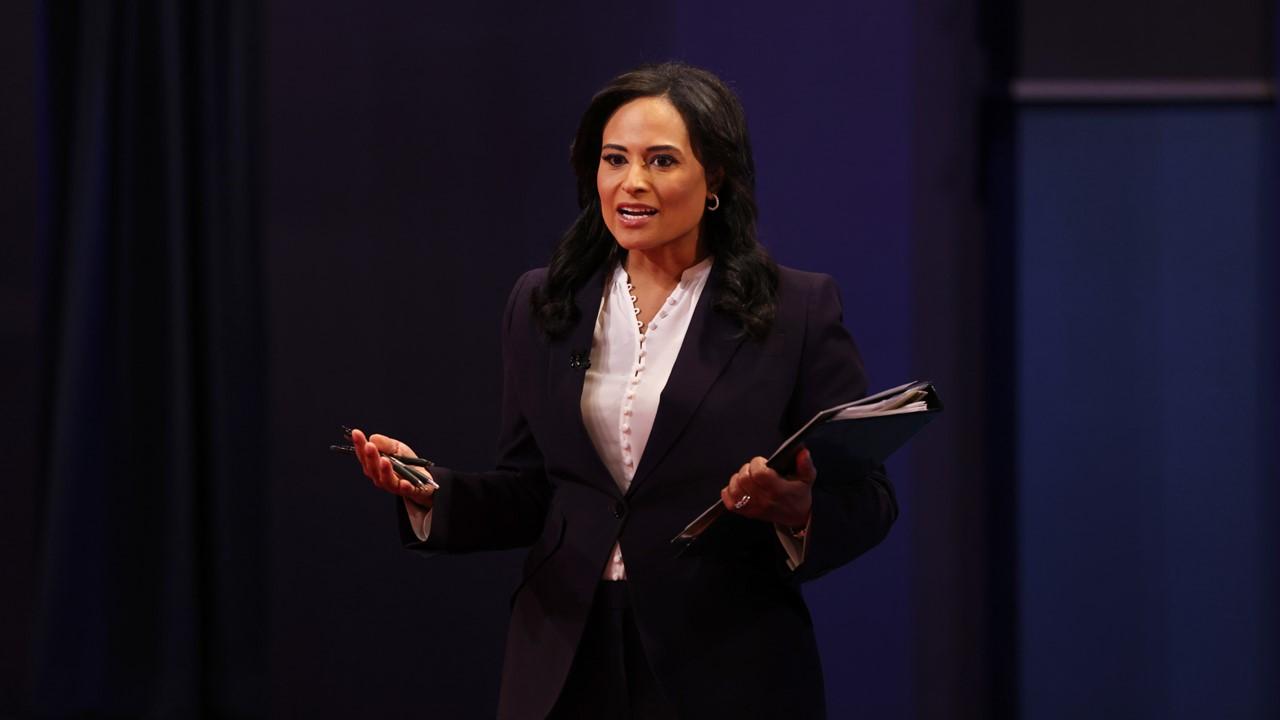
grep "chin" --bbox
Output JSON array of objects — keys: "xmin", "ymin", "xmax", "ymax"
[
  {"xmin": 612, "ymin": 235, "xmax": 655, "ymax": 252},
  {"xmin": 610, "ymin": 228, "xmax": 692, "ymax": 254},
  {"xmin": 609, "ymin": 229, "xmax": 656, "ymax": 251}
]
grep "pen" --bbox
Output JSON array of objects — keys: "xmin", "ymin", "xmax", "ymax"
[
  {"xmin": 385, "ymin": 454, "xmax": 440, "ymax": 489},
  {"xmin": 329, "ymin": 444, "xmax": 434, "ymax": 467},
  {"xmin": 335, "ymin": 427, "xmax": 435, "ymax": 466},
  {"xmin": 329, "ymin": 444, "xmax": 439, "ymax": 489}
]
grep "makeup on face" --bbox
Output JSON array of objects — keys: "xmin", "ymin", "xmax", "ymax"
[{"xmin": 597, "ymin": 97, "xmax": 710, "ymax": 259}]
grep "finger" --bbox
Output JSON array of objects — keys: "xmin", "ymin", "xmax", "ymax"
[
  {"xmin": 369, "ymin": 433, "xmax": 401, "ymax": 456},
  {"xmin": 748, "ymin": 456, "xmax": 781, "ymax": 486},
  {"xmin": 723, "ymin": 480, "xmax": 752, "ymax": 515},
  {"xmin": 366, "ymin": 455, "xmax": 385, "ymax": 488},
  {"xmin": 379, "ymin": 459, "xmax": 401, "ymax": 491},
  {"xmin": 388, "ymin": 473, "xmax": 434, "ymax": 508},
  {"xmin": 407, "ymin": 484, "xmax": 436, "ymax": 510},
  {"xmin": 724, "ymin": 476, "xmax": 761, "ymax": 517},
  {"xmin": 390, "ymin": 472, "xmax": 435, "ymax": 505},
  {"xmin": 739, "ymin": 458, "xmax": 781, "ymax": 500},
  {"xmin": 372, "ymin": 433, "xmax": 417, "ymax": 462},
  {"xmin": 362, "ymin": 439, "xmax": 384, "ymax": 481},
  {"xmin": 350, "ymin": 428, "xmax": 373, "ymax": 474},
  {"xmin": 728, "ymin": 464, "xmax": 745, "ymax": 487},
  {"xmin": 795, "ymin": 448, "xmax": 818, "ymax": 484},
  {"xmin": 358, "ymin": 433, "xmax": 382, "ymax": 479}
]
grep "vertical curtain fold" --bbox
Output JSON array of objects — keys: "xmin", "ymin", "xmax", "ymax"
[{"xmin": 35, "ymin": 1, "xmax": 265, "ymax": 716}]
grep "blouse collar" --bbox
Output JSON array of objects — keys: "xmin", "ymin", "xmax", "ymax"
[{"xmin": 611, "ymin": 255, "xmax": 715, "ymax": 295}]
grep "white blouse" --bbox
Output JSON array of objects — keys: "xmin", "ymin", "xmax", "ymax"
[
  {"xmin": 581, "ymin": 258, "xmax": 714, "ymax": 580},
  {"xmin": 406, "ymin": 257, "xmax": 807, "ymax": 573}
]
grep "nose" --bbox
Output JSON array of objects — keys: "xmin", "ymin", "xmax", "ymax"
[{"xmin": 621, "ymin": 161, "xmax": 650, "ymax": 195}]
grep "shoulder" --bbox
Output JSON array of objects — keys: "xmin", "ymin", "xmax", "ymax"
[
  {"xmin": 774, "ymin": 264, "xmax": 838, "ymax": 295},
  {"xmin": 505, "ymin": 266, "xmax": 549, "ymax": 311},
  {"xmin": 763, "ymin": 264, "xmax": 857, "ymax": 362},
  {"xmin": 500, "ymin": 267, "xmax": 549, "ymax": 338},
  {"xmin": 771, "ymin": 264, "xmax": 843, "ymax": 321},
  {"xmin": 772, "ymin": 265, "xmax": 868, "ymax": 409},
  {"xmin": 510, "ymin": 267, "xmax": 549, "ymax": 298}
]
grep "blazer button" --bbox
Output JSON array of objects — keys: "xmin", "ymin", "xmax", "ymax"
[{"xmin": 613, "ymin": 501, "xmax": 627, "ymax": 519}]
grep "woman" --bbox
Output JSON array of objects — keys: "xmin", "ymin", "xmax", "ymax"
[{"xmin": 351, "ymin": 62, "xmax": 897, "ymax": 719}]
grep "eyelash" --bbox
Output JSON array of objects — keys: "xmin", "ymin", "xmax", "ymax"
[{"xmin": 601, "ymin": 153, "xmax": 679, "ymax": 169}]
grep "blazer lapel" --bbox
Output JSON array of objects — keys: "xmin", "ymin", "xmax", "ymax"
[
  {"xmin": 546, "ymin": 264, "xmax": 620, "ymax": 497},
  {"xmin": 627, "ymin": 262, "xmax": 745, "ymax": 498}
]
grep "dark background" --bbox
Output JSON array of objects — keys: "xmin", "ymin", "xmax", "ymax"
[
  {"xmin": 1021, "ymin": 0, "xmax": 1273, "ymax": 77},
  {"xmin": 2, "ymin": 0, "xmax": 1277, "ymax": 718}
]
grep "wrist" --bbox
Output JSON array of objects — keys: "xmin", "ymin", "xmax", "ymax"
[
  {"xmin": 787, "ymin": 511, "xmax": 810, "ymax": 538},
  {"xmin": 784, "ymin": 493, "xmax": 812, "ymax": 530}
]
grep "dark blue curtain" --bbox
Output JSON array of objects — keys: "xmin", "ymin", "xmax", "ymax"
[{"xmin": 34, "ymin": 1, "xmax": 265, "ymax": 716}]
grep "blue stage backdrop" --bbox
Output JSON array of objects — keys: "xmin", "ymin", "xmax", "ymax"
[{"xmin": 1015, "ymin": 105, "xmax": 1279, "ymax": 718}]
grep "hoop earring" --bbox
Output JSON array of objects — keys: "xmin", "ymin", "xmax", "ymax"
[{"xmin": 706, "ymin": 194, "xmax": 720, "ymax": 211}]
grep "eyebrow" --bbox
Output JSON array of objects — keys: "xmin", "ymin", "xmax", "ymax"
[{"xmin": 602, "ymin": 143, "xmax": 685, "ymax": 154}]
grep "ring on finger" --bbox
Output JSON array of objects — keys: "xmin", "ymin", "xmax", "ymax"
[{"xmin": 734, "ymin": 494, "xmax": 752, "ymax": 510}]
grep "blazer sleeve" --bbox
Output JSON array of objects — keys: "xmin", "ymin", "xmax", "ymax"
[
  {"xmin": 786, "ymin": 274, "xmax": 899, "ymax": 582},
  {"xmin": 397, "ymin": 270, "xmax": 553, "ymax": 554}
]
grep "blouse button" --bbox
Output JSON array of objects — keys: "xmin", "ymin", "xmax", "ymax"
[
  {"xmin": 622, "ymin": 407, "xmax": 633, "ymax": 416},
  {"xmin": 667, "ymin": 297, "xmax": 677, "ymax": 305},
  {"xmin": 659, "ymin": 310, "xmax": 669, "ymax": 319},
  {"xmin": 625, "ymin": 389, "xmax": 636, "ymax": 399},
  {"xmin": 648, "ymin": 323, "xmax": 659, "ymax": 332},
  {"xmin": 622, "ymin": 423, "xmax": 631, "ymax": 432}
]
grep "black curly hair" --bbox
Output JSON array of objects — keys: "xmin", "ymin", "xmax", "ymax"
[{"xmin": 532, "ymin": 61, "xmax": 779, "ymax": 340}]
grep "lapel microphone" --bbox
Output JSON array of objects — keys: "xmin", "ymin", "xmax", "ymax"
[{"xmin": 569, "ymin": 351, "xmax": 591, "ymax": 370}]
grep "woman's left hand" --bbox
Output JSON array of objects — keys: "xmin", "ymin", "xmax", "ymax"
[{"xmin": 721, "ymin": 448, "xmax": 816, "ymax": 528}]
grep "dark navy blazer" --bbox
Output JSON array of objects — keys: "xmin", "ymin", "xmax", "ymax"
[{"xmin": 400, "ymin": 260, "xmax": 898, "ymax": 719}]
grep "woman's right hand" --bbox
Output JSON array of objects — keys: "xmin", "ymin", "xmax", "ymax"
[{"xmin": 350, "ymin": 428, "xmax": 436, "ymax": 511}]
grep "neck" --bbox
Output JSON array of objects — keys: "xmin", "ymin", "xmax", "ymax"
[{"xmin": 623, "ymin": 239, "xmax": 709, "ymax": 289}]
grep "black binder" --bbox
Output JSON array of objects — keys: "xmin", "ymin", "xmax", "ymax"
[{"xmin": 671, "ymin": 380, "xmax": 943, "ymax": 544}]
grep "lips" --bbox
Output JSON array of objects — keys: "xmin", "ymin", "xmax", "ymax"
[{"xmin": 616, "ymin": 204, "xmax": 658, "ymax": 228}]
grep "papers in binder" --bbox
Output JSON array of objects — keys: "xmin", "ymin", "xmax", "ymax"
[{"xmin": 671, "ymin": 380, "xmax": 942, "ymax": 544}]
